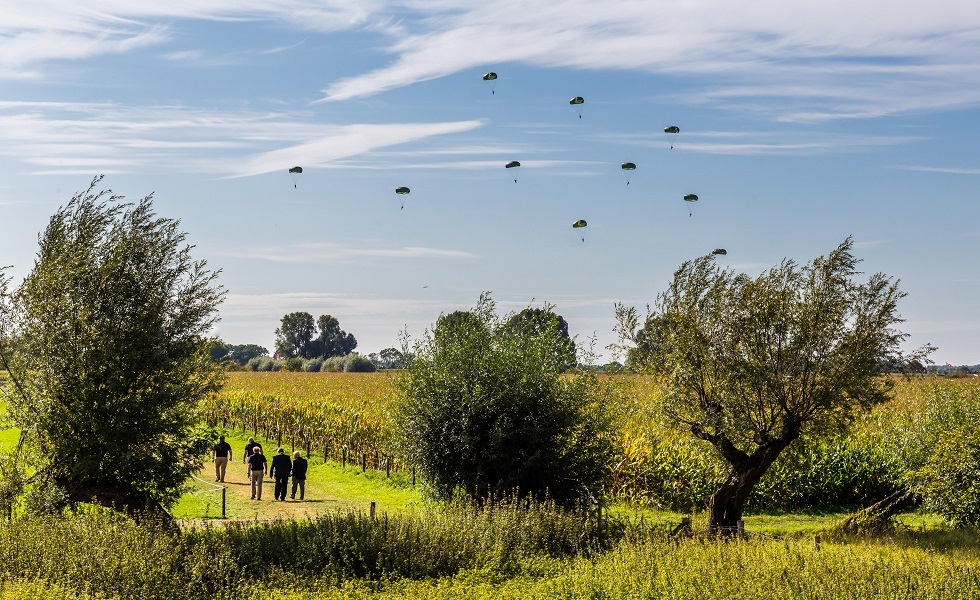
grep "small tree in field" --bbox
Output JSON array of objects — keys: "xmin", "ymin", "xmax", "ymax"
[
  {"xmin": 617, "ymin": 238, "xmax": 930, "ymax": 533},
  {"xmin": 397, "ymin": 294, "xmax": 615, "ymax": 506},
  {"xmin": 0, "ymin": 177, "xmax": 224, "ymax": 522}
]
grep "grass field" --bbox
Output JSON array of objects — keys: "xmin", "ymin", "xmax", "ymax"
[{"xmin": 172, "ymin": 428, "xmax": 426, "ymax": 522}]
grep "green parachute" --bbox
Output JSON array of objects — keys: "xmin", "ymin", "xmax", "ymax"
[
  {"xmin": 621, "ymin": 162, "xmax": 636, "ymax": 186},
  {"xmin": 569, "ymin": 96, "xmax": 585, "ymax": 119},
  {"xmin": 483, "ymin": 72, "xmax": 497, "ymax": 95},
  {"xmin": 684, "ymin": 193, "xmax": 698, "ymax": 217},
  {"xmin": 572, "ymin": 219, "xmax": 588, "ymax": 242},
  {"xmin": 395, "ymin": 186, "xmax": 410, "ymax": 210},
  {"xmin": 711, "ymin": 248, "xmax": 727, "ymax": 256},
  {"xmin": 664, "ymin": 125, "xmax": 680, "ymax": 149},
  {"xmin": 505, "ymin": 160, "xmax": 521, "ymax": 182},
  {"xmin": 288, "ymin": 166, "xmax": 302, "ymax": 188}
]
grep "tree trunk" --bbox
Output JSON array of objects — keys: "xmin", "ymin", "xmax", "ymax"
[
  {"xmin": 838, "ymin": 488, "xmax": 919, "ymax": 534},
  {"xmin": 707, "ymin": 464, "xmax": 768, "ymax": 534},
  {"xmin": 706, "ymin": 435, "xmax": 797, "ymax": 534}
]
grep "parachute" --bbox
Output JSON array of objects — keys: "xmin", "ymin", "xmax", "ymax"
[
  {"xmin": 572, "ymin": 219, "xmax": 588, "ymax": 242},
  {"xmin": 569, "ymin": 96, "xmax": 585, "ymax": 119},
  {"xmin": 395, "ymin": 186, "xmax": 410, "ymax": 210},
  {"xmin": 621, "ymin": 162, "xmax": 636, "ymax": 186},
  {"xmin": 664, "ymin": 125, "xmax": 680, "ymax": 149},
  {"xmin": 483, "ymin": 72, "xmax": 497, "ymax": 95},
  {"xmin": 711, "ymin": 248, "xmax": 727, "ymax": 256},
  {"xmin": 684, "ymin": 193, "xmax": 698, "ymax": 217},
  {"xmin": 505, "ymin": 160, "xmax": 521, "ymax": 182},
  {"xmin": 288, "ymin": 166, "xmax": 302, "ymax": 188}
]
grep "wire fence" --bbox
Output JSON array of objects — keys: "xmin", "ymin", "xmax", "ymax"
[{"xmin": 188, "ymin": 473, "xmax": 227, "ymax": 518}]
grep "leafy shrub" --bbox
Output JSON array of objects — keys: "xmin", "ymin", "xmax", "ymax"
[
  {"xmin": 344, "ymin": 354, "xmax": 376, "ymax": 373},
  {"xmin": 320, "ymin": 356, "xmax": 346, "ymax": 372},
  {"xmin": 303, "ymin": 358, "xmax": 324, "ymax": 372},
  {"xmin": 282, "ymin": 357, "xmax": 305, "ymax": 372}
]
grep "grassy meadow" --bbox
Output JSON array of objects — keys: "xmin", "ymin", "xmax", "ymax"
[{"xmin": 2, "ymin": 371, "xmax": 980, "ymax": 598}]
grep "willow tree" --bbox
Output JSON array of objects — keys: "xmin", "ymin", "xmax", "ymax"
[
  {"xmin": 1, "ymin": 177, "xmax": 224, "ymax": 522},
  {"xmin": 619, "ymin": 238, "xmax": 929, "ymax": 532}
]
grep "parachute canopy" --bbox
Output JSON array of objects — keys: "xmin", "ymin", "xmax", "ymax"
[
  {"xmin": 395, "ymin": 187, "xmax": 410, "ymax": 195},
  {"xmin": 572, "ymin": 219, "xmax": 587, "ymax": 229},
  {"xmin": 621, "ymin": 162, "xmax": 636, "ymax": 171},
  {"xmin": 288, "ymin": 166, "xmax": 302, "ymax": 188},
  {"xmin": 663, "ymin": 126, "xmax": 680, "ymax": 135},
  {"xmin": 505, "ymin": 160, "xmax": 521, "ymax": 182},
  {"xmin": 569, "ymin": 97, "xmax": 585, "ymax": 105},
  {"xmin": 483, "ymin": 72, "xmax": 498, "ymax": 94},
  {"xmin": 711, "ymin": 248, "xmax": 727, "ymax": 256},
  {"xmin": 684, "ymin": 194, "xmax": 699, "ymax": 202}
]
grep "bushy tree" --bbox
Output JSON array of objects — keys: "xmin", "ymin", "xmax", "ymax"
[
  {"xmin": 315, "ymin": 314, "xmax": 357, "ymax": 358},
  {"xmin": 504, "ymin": 307, "xmax": 577, "ymax": 369},
  {"xmin": 397, "ymin": 293, "xmax": 615, "ymax": 506},
  {"xmin": 227, "ymin": 344, "xmax": 268, "ymax": 365},
  {"xmin": 274, "ymin": 312, "xmax": 356, "ymax": 359},
  {"xmin": 616, "ymin": 238, "xmax": 931, "ymax": 532},
  {"xmin": 378, "ymin": 347, "xmax": 405, "ymax": 369},
  {"xmin": 274, "ymin": 311, "xmax": 316, "ymax": 358},
  {"xmin": 0, "ymin": 177, "xmax": 224, "ymax": 522}
]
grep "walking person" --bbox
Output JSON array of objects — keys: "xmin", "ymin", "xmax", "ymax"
[
  {"xmin": 247, "ymin": 446, "xmax": 267, "ymax": 500},
  {"xmin": 290, "ymin": 451, "xmax": 308, "ymax": 501},
  {"xmin": 243, "ymin": 437, "xmax": 261, "ymax": 477},
  {"xmin": 270, "ymin": 447, "xmax": 292, "ymax": 502},
  {"xmin": 212, "ymin": 435, "xmax": 232, "ymax": 482}
]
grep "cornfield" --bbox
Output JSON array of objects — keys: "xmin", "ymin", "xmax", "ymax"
[
  {"xmin": 199, "ymin": 372, "xmax": 401, "ymax": 471},
  {"xmin": 199, "ymin": 371, "xmax": 980, "ymax": 511}
]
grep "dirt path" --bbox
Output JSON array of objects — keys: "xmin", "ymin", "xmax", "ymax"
[{"xmin": 185, "ymin": 460, "xmax": 338, "ymax": 524}]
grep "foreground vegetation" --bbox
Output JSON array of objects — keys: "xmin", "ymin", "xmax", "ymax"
[
  {"xmin": 3, "ymin": 371, "xmax": 980, "ymax": 597},
  {"xmin": 0, "ymin": 507, "xmax": 978, "ymax": 599}
]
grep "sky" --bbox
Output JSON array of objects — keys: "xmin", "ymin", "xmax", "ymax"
[{"xmin": 1, "ymin": 0, "xmax": 979, "ymax": 364}]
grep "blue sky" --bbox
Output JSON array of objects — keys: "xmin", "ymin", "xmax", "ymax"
[{"xmin": 1, "ymin": 1, "xmax": 978, "ymax": 363}]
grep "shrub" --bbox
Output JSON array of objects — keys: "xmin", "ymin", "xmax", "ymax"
[
  {"xmin": 303, "ymin": 358, "xmax": 324, "ymax": 372},
  {"xmin": 344, "ymin": 354, "xmax": 376, "ymax": 373},
  {"xmin": 397, "ymin": 293, "xmax": 616, "ymax": 506},
  {"xmin": 282, "ymin": 357, "xmax": 305, "ymax": 372}
]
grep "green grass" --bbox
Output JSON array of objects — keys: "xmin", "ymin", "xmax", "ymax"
[{"xmin": 171, "ymin": 429, "xmax": 428, "ymax": 522}]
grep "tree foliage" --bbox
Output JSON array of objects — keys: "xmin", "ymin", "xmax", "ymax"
[
  {"xmin": 274, "ymin": 311, "xmax": 317, "ymax": 359},
  {"xmin": 397, "ymin": 294, "xmax": 615, "ymax": 507},
  {"xmin": 616, "ymin": 238, "xmax": 931, "ymax": 531},
  {"xmin": 504, "ymin": 307, "xmax": 577, "ymax": 369},
  {"xmin": 0, "ymin": 177, "xmax": 224, "ymax": 521},
  {"xmin": 274, "ymin": 312, "xmax": 356, "ymax": 359},
  {"xmin": 315, "ymin": 314, "xmax": 357, "ymax": 358}
]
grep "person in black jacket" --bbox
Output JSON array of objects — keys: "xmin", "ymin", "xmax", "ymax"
[
  {"xmin": 212, "ymin": 435, "xmax": 232, "ymax": 482},
  {"xmin": 246, "ymin": 446, "xmax": 267, "ymax": 500},
  {"xmin": 290, "ymin": 451, "xmax": 308, "ymax": 501},
  {"xmin": 269, "ymin": 447, "xmax": 292, "ymax": 502}
]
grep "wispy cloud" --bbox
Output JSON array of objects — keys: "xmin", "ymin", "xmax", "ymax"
[
  {"xmin": 316, "ymin": 0, "xmax": 980, "ymax": 120},
  {"xmin": 217, "ymin": 242, "xmax": 478, "ymax": 263},
  {"xmin": 0, "ymin": 101, "xmax": 483, "ymax": 176},
  {"xmin": 889, "ymin": 165, "xmax": 980, "ymax": 175},
  {"xmin": 4, "ymin": 1, "xmax": 980, "ymax": 125}
]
